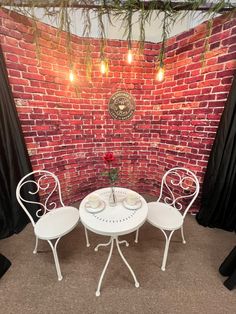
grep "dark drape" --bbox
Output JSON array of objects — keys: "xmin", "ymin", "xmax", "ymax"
[
  {"xmin": 196, "ymin": 73, "xmax": 236, "ymax": 231},
  {"xmin": 0, "ymin": 44, "xmax": 34, "ymax": 239},
  {"xmin": 0, "ymin": 253, "xmax": 11, "ymax": 278}
]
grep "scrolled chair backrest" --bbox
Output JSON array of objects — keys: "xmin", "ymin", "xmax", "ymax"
[
  {"xmin": 158, "ymin": 167, "xmax": 200, "ymax": 218},
  {"xmin": 16, "ymin": 170, "xmax": 64, "ymax": 226}
]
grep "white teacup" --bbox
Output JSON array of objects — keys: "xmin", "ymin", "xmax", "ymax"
[
  {"xmin": 87, "ymin": 195, "xmax": 101, "ymax": 209},
  {"xmin": 126, "ymin": 193, "xmax": 138, "ymax": 206}
]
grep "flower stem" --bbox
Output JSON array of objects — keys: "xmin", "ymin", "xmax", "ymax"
[
  {"xmin": 108, "ymin": 161, "xmax": 111, "ymax": 183},
  {"xmin": 111, "ymin": 186, "xmax": 115, "ymax": 203}
]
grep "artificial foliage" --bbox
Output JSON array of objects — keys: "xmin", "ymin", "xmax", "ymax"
[{"xmin": 0, "ymin": 1, "xmax": 235, "ymax": 82}]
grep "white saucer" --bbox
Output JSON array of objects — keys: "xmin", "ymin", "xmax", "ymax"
[
  {"xmin": 85, "ymin": 200, "xmax": 105, "ymax": 213},
  {"xmin": 123, "ymin": 199, "xmax": 142, "ymax": 210}
]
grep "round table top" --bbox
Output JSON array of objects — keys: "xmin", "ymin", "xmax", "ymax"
[
  {"xmin": 79, "ymin": 187, "xmax": 148, "ymax": 236},
  {"xmin": 34, "ymin": 206, "xmax": 80, "ymax": 240}
]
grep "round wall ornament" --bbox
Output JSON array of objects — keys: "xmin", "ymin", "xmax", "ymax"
[{"xmin": 108, "ymin": 91, "xmax": 135, "ymax": 120}]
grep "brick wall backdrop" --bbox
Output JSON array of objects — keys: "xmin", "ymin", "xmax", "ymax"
[{"xmin": 0, "ymin": 8, "xmax": 236, "ymax": 209}]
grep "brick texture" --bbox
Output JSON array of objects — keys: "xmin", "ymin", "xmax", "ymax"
[{"xmin": 1, "ymin": 9, "xmax": 236, "ymax": 211}]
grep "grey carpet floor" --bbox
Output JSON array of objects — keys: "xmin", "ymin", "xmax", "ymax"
[{"xmin": 1, "ymin": 214, "xmax": 236, "ymax": 314}]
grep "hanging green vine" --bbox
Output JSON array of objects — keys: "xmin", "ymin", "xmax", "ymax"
[
  {"xmin": 1, "ymin": 0, "xmax": 235, "ymax": 85},
  {"xmin": 82, "ymin": 8, "xmax": 92, "ymax": 81},
  {"xmin": 201, "ymin": 18, "xmax": 213, "ymax": 67},
  {"xmin": 138, "ymin": 2, "xmax": 146, "ymax": 52}
]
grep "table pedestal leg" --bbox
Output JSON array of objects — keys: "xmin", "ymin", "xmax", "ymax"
[
  {"xmin": 95, "ymin": 238, "xmax": 112, "ymax": 252},
  {"xmin": 96, "ymin": 238, "xmax": 114, "ymax": 297},
  {"xmin": 118, "ymin": 239, "xmax": 129, "ymax": 247},
  {"xmin": 95, "ymin": 238, "xmax": 129, "ymax": 252},
  {"xmin": 95, "ymin": 236, "xmax": 139, "ymax": 297},
  {"xmin": 115, "ymin": 237, "xmax": 139, "ymax": 288}
]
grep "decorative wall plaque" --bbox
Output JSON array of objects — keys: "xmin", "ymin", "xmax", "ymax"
[{"xmin": 108, "ymin": 91, "xmax": 135, "ymax": 120}]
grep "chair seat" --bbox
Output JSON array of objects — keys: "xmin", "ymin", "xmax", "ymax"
[
  {"xmin": 34, "ymin": 206, "xmax": 80, "ymax": 240},
  {"xmin": 147, "ymin": 202, "xmax": 183, "ymax": 231}
]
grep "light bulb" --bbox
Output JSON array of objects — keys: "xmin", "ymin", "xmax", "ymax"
[
  {"xmin": 100, "ymin": 60, "xmax": 106, "ymax": 74},
  {"xmin": 156, "ymin": 67, "xmax": 165, "ymax": 82},
  {"xmin": 69, "ymin": 70, "xmax": 74, "ymax": 82},
  {"xmin": 127, "ymin": 49, "xmax": 133, "ymax": 64}
]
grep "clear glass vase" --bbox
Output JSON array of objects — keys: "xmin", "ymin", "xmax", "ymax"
[{"xmin": 109, "ymin": 186, "xmax": 117, "ymax": 207}]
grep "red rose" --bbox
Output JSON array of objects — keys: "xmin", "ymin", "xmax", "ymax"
[
  {"xmin": 103, "ymin": 152, "xmax": 115, "ymax": 163},
  {"xmin": 102, "ymin": 152, "xmax": 119, "ymax": 184}
]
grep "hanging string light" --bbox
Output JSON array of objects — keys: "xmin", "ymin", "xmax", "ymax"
[
  {"xmin": 127, "ymin": 7, "xmax": 133, "ymax": 64},
  {"xmin": 127, "ymin": 40, "xmax": 133, "ymax": 64},
  {"xmin": 98, "ymin": 8, "xmax": 109, "ymax": 76},
  {"xmin": 156, "ymin": 11, "xmax": 168, "ymax": 82}
]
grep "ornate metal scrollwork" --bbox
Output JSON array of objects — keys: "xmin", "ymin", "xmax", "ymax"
[
  {"xmin": 162, "ymin": 169, "xmax": 198, "ymax": 211},
  {"xmin": 18, "ymin": 172, "xmax": 62, "ymax": 218}
]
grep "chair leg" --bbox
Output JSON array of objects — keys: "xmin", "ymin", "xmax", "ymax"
[
  {"xmin": 47, "ymin": 238, "xmax": 63, "ymax": 281},
  {"xmin": 33, "ymin": 236, "xmax": 38, "ymax": 254},
  {"xmin": 84, "ymin": 227, "xmax": 90, "ymax": 247},
  {"xmin": 181, "ymin": 226, "xmax": 186, "ymax": 244},
  {"xmin": 160, "ymin": 230, "xmax": 175, "ymax": 271},
  {"xmin": 135, "ymin": 229, "xmax": 139, "ymax": 243}
]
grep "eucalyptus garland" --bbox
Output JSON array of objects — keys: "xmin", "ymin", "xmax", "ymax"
[{"xmin": 1, "ymin": 0, "xmax": 235, "ymax": 84}]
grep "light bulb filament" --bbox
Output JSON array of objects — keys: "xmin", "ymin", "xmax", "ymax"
[
  {"xmin": 69, "ymin": 70, "xmax": 74, "ymax": 82},
  {"xmin": 127, "ymin": 49, "xmax": 133, "ymax": 64},
  {"xmin": 100, "ymin": 60, "xmax": 106, "ymax": 74},
  {"xmin": 156, "ymin": 67, "xmax": 165, "ymax": 82}
]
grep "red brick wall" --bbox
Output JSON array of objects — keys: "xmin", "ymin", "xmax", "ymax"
[{"xmin": 0, "ymin": 9, "xmax": 236, "ymax": 209}]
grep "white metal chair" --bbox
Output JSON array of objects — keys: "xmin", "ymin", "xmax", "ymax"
[
  {"xmin": 135, "ymin": 167, "xmax": 200, "ymax": 271},
  {"xmin": 16, "ymin": 170, "xmax": 90, "ymax": 280}
]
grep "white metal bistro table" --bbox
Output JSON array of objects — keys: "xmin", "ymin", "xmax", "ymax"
[{"xmin": 79, "ymin": 187, "xmax": 148, "ymax": 296}]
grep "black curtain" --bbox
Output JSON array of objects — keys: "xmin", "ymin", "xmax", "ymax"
[
  {"xmin": 0, "ymin": 44, "xmax": 34, "ymax": 239},
  {"xmin": 196, "ymin": 73, "xmax": 236, "ymax": 231}
]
